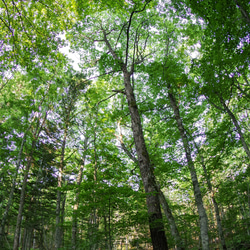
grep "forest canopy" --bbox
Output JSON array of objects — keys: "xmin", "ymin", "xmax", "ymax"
[{"xmin": 0, "ymin": 0, "xmax": 249, "ymax": 249}]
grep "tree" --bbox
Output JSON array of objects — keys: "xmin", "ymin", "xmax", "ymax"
[
  {"xmin": 68, "ymin": 1, "xmax": 169, "ymax": 248},
  {"xmin": 0, "ymin": 0, "xmax": 249, "ymax": 249}
]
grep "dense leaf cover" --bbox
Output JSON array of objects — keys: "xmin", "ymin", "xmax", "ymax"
[{"xmin": 0, "ymin": 0, "xmax": 249, "ymax": 249}]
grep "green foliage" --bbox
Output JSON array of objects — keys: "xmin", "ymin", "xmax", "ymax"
[{"xmin": 0, "ymin": 0, "xmax": 249, "ymax": 249}]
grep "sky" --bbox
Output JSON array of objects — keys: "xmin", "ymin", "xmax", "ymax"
[{"xmin": 60, "ymin": 45, "xmax": 81, "ymax": 71}]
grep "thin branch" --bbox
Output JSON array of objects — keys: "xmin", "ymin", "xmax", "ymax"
[
  {"xmin": 0, "ymin": 15, "xmax": 13, "ymax": 35},
  {"xmin": 232, "ymin": 79, "xmax": 250, "ymax": 99},
  {"xmin": 125, "ymin": 10, "xmax": 134, "ymax": 67},
  {"xmin": 95, "ymin": 92, "xmax": 119, "ymax": 106},
  {"xmin": 116, "ymin": 121, "xmax": 138, "ymax": 164},
  {"xmin": 112, "ymin": 88, "xmax": 125, "ymax": 94},
  {"xmin": 125, "ymin": 0, "xmax": 152, "ymax": 66},
  {"xmin": 243, "ymin": 75, "xmax": 250, "ymax": 86},
  {"xmin": 205, "ymin": 95, "xmax": 224, "ymax": 112},
  {"xmin": 115, "ymin": 21, "xmax": 128, "ymax": 48},
  {"xmin": 102, "ymin": 26, "xmax": 121, "ymax": 61},
  {"xmin": 233, "ymin": 0, "xmax": 250, "ymax": 25}
]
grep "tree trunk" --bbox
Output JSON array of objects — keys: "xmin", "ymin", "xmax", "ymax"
[
  {"xmin": 117, "ymin": 121, "xmax": 182, "ymax": 249},
  {"xmin": 55, "ymin": 128, "xmax": 67, "ymax": 249},
  {"xmin": 0, "ymin": 129, "xmax": 27, "ymax": 244},
  {"xmin": 219, "ymin": 96, "xmax": 250, "ymax": 160},
  {"xmin": 168, "ymin": 90, "xmax": 209, "ymax": 250},
  {"xmin": 123, "ymin": 71, "xmax": 168, "ymax": 249},
  {"xmin": 200, "ymin": 155, "xmax": 227, "ymax": 250},
  {"xmin": 71, "ymin": 163, "xmax": 85, "ymax": 249},
  {"xmin": 13, "ymin": 141, "xmax": 35, "ymax": 250},
  {"xmin": 102, "ymin": 18, "xmax": 168, "ymax": 248},
  {"xmin": 108, "ymin": 197, "xmax": 112, "ymax": 250},
  {"xmin": 158, "ymin": 189, "xmax": 185, "ymax": 250},
  {"xmin": 55, "ymin": 179, "xmax": 62, "ymax": 249},
  {"xmin": 72, "ymin": 137, "xmax": 88, "ymax": 249}
]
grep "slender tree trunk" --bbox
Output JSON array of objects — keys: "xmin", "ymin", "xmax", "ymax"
[
  {"xmin": 200, "ymin": 155, "xmax": 227, "ymax": 250},
  {"xmin": 13, "ymin": 141, "xmax": 35, "ymax": 250},
  {"xmin": 0, "ymin": 130, "xmax": 27, "ymax": 243},
  {"xmin": 13, "ymin": 112, "xmax": 47, "ymax": 250},
  {"xmin": 219, "ymin": 96, "xmax": 250, "ymax": 160},
  {"xmin": 168, "ymin": 90, "xmax": 209, "ymax": 250},
  {"xmin": 55, "ymin": 81, "xmax": 81, "ymax": 248},
  {"xmin": 71, "ymin": 163, "xmax": 85, "ymax": 249},
  {"xmin": 55, "ymin": 177, "xmax": 62, "ymax": 249},
  {"xmin": 108, "ymin": 197, "xmax": 112, "ymax": 250},
  {"xmin": 123, "ymin": 71, "xmax": 168, "ymax": 249},
  {"xmin": 104, "ymin": 215, "xmax": 109, "ymax": 250},
  {"xmin": 158, "ymin": 189, "xmax": 185, "ymax": 250},
  {"xmin": 55, "ymin": 127, "xmax": 67, "ymax": 249},
  {"xmin": 72, "ymin": 154, "xmax": 88, "ymax": 248},
  {"xmin": 248, "ymin": 181, "xmax": 250, "ymax": 219},
  {"xmin": 72, "ymin": 137, "xmax": 88, "ymax": 249},
  {"xmin": 61, "ymin": 192, "xmax": 67, "ymax": 247}
]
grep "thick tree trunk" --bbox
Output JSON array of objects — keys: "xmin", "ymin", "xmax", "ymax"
[
  {"xmin": 117, "ymin": 122, "xmax": 182, "ymax": 249},
  {"xmin": 168, "ymin": 90, "xmax": 209, "ymax": 250},
  {"xmin": 102, "ymin": 19, "xmax": 167, "ymax": 248},
  {"xmin": 123, "ymin": 71, "xmax": 168, "ymax": 249},
  {"xmin": 220, "ymin": 97, "xmax": 250, "ymax": 160}
]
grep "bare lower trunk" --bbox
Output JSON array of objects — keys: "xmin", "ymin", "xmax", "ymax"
[
  {"xmin": 123, "ymin": 71, "xmax": 168, "ymax": 249},
  {"xmin": 55, "ymin": 122, "xmax": 68, "ymax": 249},
  {"xmin": 158, "ymin": 189, "xmax": 185, "ymax": 250},
  {"xmin": 168, "ymin": 91, "xmax": 209, "ymax": 250},
  {"xmin": 200, "ymin": 155, "xmax": 227, "ymax": 250},
  {"xmin": 13, "ymin": 146, "xmax": 34, "ymax": 250},
  {"xmin": 55, "ymin": 176, "xmax": 62, "ymax": 249},
  {"xmin": 72, "ymin": 137, "xmax": 88, "ymax": 249},
  {"xmin": 117, "ymin": 122, "xmax": 182, "ymax": 249},
  {"xmin": 72, "ymin": 164, "xmax": 86, "ymax": 248}
]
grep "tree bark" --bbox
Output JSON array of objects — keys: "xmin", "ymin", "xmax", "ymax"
[
  {"xmin": 101, "ymin": 9, "xmax": 168, "ymax": 247},
  {"xmin": 55, "ymin": 127, "xmax": 67, "ymax": 249},
  {"xmin": 168, "ymin": 90, "xmax": 210, "ymax": 250},
  {"xmin": 158, "ymin": 189, "xmax": 185, "ymax": 250},
  {"xmin": 123, "ymin": 71, "xmax": 168, "ymax": 249},
  {"xmin": 13, "ymin": 113, "xmax": 47, "ymax": 250},
  {"xmin": 13, "ymin": 141, "xmax": 35, "ymax": 250},
  {"xmin": 219, "ymin": 96, "xmax": 250, "ymax": 160},
  {"xmin": 72, "ymin": 137, "xmax": 88, "ymax": 249},
  {"xmin": 200, "ymin": 155, "xmax": 227, "ymax": 250},
  {"xmin": 117, "ymin": 122, "xmax": 183, "ymax": 249}
]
